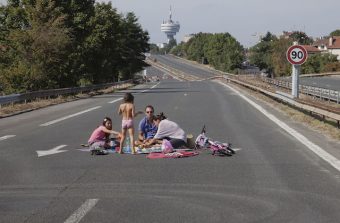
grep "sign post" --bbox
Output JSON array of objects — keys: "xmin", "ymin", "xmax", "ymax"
[{"xmin": 286, "ymin": 44, "xmax": 308, "ymax": 98}]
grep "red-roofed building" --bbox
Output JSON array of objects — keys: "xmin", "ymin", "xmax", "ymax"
[
  {"xmin": 313, "ymin": 36, "xmax": 340, "ymax": 60},
  {"xmin": 301, "ymin": 45, "xmax": 321, "ymax": 55}
]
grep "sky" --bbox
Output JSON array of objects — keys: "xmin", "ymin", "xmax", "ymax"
[{"xmin": 1, "ymin": 0, "xmax": 340, "ymax": 47}]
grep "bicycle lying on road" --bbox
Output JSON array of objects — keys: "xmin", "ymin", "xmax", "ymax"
[{"xmin": 195, "ymin": 125, "xmax": 235, "ymax": 156}]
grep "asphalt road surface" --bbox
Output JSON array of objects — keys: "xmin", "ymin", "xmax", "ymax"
[
  {"xmin": 152, "ymin": 55, "xmax": 217, "ymax": 79},
  {"xmin": 300, "ymin": 75, "xmax": 340, "ymax": 91},
  {"xmin": 153, "ymin": 54, "xmax": 340, "ymax": 91},
  {"xmin": 1, "ymin": 68, "xmax": 340, "ymax": 222}
]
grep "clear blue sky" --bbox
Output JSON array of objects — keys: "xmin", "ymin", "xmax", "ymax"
[{"xmin": 1, "ymin": 0, "xmax": 340, "ymax": 47}]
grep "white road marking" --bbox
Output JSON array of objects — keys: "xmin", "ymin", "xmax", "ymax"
[
  {"xmin": 36, "ymin": 145, "xmax": 68, "ymax": 157},
  {"xmin": 151, "ymin": 82, "xmax": 160, "ymax": 89},
  {"xmin": 0, "ymin": 135, "xmax": 16, "ymax": 141},
  {"xmin": 64, "ymin": 199, "xmax": 99, "ymax": 223},
  {"xmin": 141, "ymin": 82, "xmax": 160, "ymax": 93},
  {"xmin": 219, "ymin": 82, "xmax": 340, "ymax": 172},
  {"xmin": 40, "ymin": 106, "xmax": 101, "ymax": 126},
  {"xmin": 108, "ymin": 97, "xmax": 123, "ymax": 104}
]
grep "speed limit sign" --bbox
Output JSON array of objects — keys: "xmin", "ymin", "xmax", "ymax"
[{"xmin": 286, "ymin": 45, "xmax": 308, "ymax": 65}]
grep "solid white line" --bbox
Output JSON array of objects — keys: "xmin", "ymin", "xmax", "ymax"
[
  {"xmin": 64, "ymin": 199, "xmax": 99, "ymax": 223},
  {"xmin": 108, "ymin": 97, "xmax": 123, "ymax": 104},
  {"xmin": 0, "ymin": 135, "xmax": 16, "ymax": 141},
  {"xmin": 40, "ymin": 106, "xmax": 101, "ymax": 126},
  {"xmin": 219, "ymin": 82, "xmax": 340, "ymax": 172}
]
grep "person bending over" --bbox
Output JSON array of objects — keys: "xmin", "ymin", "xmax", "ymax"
[{"xmin": 145, "ymin": 112, "xmax": 187, "ymax": 149}]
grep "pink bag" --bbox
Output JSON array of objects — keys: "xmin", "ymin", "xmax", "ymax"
[{"xmin": 161, "ymin": 139, "xmax": 173, "ymax": 153}]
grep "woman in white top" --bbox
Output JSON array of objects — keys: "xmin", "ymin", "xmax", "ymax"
[{"xmin": 145, "ymin": 112, "xmax": 187, "ymax": 148}]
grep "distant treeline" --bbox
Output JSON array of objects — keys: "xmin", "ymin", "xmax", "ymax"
[
  {"xmin": 165, "ymin": 30, "xmax": 340, "ymax": 77},
  {"xmin": 169, "ymin": 32, "xmax": 245, "ymax": 73},
  {"xmin": 0, "ymin": 0, "xmax": 149, "ymax": 94}
]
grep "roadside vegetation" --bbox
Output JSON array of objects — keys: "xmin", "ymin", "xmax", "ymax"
[
  {"xmin": 169, "ymin": 32, "xmax": 245, "ymax": 73},
  {"xmin": 248, "ymin": 31, "xmax": 340, "ymax": 77},
  {"xmin": 154, "ymin": 30, "xmax": 340, "ymax": 78},
  {"xmin": 0, "ymin": 0, "xmax": 149, "ymax": 95}
]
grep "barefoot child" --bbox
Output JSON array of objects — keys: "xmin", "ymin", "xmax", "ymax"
[{"xmin": 118, "ymin": 93, "xmax": 143, "ymax": 154}]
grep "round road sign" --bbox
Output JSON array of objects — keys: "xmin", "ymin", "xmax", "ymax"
[{"xmin": 286, "ymin": 45, "xmax": 308, "ymax": 65}]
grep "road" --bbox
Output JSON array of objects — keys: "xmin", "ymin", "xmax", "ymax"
[
  {"xmin": 154, "ymin": 55, "xmax": 340, "ymax": 91},
  {"xmin": 152, "ymin": 55, "xmax": 217, "ymax": 79},
  {"xmin": 300, "ymin": 75, "xmax": 340, "ymax": 91},
  {"xmin": 1, "ymin": 61, "xmax": 340, "ymax": 222}
]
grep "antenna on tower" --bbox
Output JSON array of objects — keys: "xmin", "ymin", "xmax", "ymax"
[{"xmin": 169, "ymin": 5, "xmax": 172, "ymax": 21}]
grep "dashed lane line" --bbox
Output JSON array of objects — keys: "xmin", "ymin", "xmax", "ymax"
[
  {"xmin": 40, "ymin": 106, "xmax": 101, "ymax": 127},
  {"xmin": 108, "ymin": 97, "xmax": 123, "ymax": 104},
  {"xmin": 141, "ymin": 82, "xmax": 161, "ymax": 93},
  {"xmin": 108, "ymin": 82, "xmax": 160, "ymax": 101},
  {"xmin": 64, "ymin": 199, "xmax": 99, "ymax": 223},
  {"xmin": 40, "ymin": 83, "xmax": 160, "ymax": 126},
  {"xmin": 0, "ymin": 135, "xmax": 16, "ymax": 141}
]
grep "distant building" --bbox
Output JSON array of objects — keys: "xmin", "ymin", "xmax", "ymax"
[
  {"xmin": 313, "ymin": 36, "xmax": 340, "ymax": 60},
  {"xmin": 183, "ymin": 34, "xmax": 194, "ymax": 43},
  {"xmin": 281, "ymin": 31, "xmax": 294, "ymax": 39},
  {"xmin": 156, "ymin": 43, "xmax": 167, "ymax": 49},
  {"xmin": 300, "ymin": 45, "xmax": 321, "ymax": 55}
]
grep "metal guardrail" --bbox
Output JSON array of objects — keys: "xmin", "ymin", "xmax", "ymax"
[
  {"xmin": 0, "ymin": 80, "xmax": 133, "ymax": 107},
  {"xmin": 260, "ymin": 77, "xmax": 340, "ymax": 104}
]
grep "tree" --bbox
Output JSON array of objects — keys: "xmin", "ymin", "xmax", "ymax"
[
  {"xmin": 302, "ymin": 53, "xmax": 338, "ymax": 74},
  {"xmin": 289, "ymin": 31, "xmax": 313, "ymax": 45},
  {"xmin": 118, "ymin": 12, "xmax": 149, "ymax": 80},
  {"xmin": 173, "ymin": 32, "xmax": 244, "ymax": 72},
  {"xmin": 162, "ymin": 38, "xmax": 176, "ymax": 54},
  {"xmin": 83, "ymin": 2, "xmax": 123, "ymax": 84},
  {"xmin": 204, "ymin": 33, "xmax": 244, "ymax": 72},
  {"xmin": 186, "ymin": 32, "xmax": 212, "ymax": 62},
  {"xmin": 149, "ymin": 43, "xmax": 160, "ymax": 54},
  {"xmin": 52, "ymin": 0, "xmax": 96, "ymax": 87},
  {"xmin": 330, "ymin": 29, "xmax": 340, "ymax": 36},
  {"xmin": 271, "ymin": 38, "xmax": 291, "ymax": 77},
  {"xmin": 0, "ymin": 0, "xmax": 72, "ymax": 93},
  {"xmin": 249, "ymin": 32, "xmax": 277, "ymax": 74}
]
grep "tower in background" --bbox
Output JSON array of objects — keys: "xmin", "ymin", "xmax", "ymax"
[{"xmin": 161, "ymin": 6, "xmax": 180, "ymax": 43}]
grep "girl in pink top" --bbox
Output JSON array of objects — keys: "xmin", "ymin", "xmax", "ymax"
[{"xmin": 88, "ymin": 117, "xmax": 121, "ymax": 150}]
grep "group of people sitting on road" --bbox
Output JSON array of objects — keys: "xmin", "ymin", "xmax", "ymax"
[{"xmin": 87, "ymin": 92, "xmax": 187, "ymax": 154}]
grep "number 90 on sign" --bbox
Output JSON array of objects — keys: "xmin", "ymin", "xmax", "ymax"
[{"xmin": 286, "ymin": 45, "xmax": 308, "ymax": 65}]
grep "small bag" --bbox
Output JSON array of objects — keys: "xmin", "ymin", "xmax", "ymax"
[{"xmin": 161, "ymin": 139, "xmax": 173, "ymax": 153}]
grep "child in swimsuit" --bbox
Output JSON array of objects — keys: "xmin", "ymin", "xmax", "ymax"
[{"xmin": 118, "ymin": 93, "xmax": 143, "ymax": 154}]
